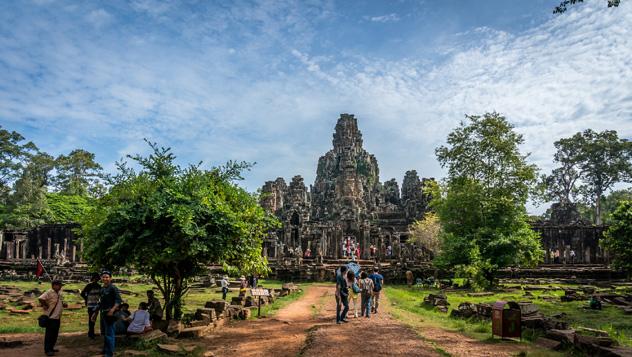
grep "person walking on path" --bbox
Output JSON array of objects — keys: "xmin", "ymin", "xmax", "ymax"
[
  {"xmin": 220, "ymin": 275, "xmax": 229, "ymax": 300},
  {"xmin": 80, "ymin": 273, "xmax": 101, "ymax": 339},
  {"xmin": 92, "ymin": 271, "xmax": 122, "ymax": 357},
  {"xmin": 346, "ymin": 270, "xmax": 360, "ymax": 318},
  {"xmin": 335, "ymin": 265, "xmax": 349, "ymax": 324},
  {"xmin": 368, "ymin": 267, "xmax": 384, "ymax": 314},
  {"xmin": 359, "ymin": 271, "xmax": 374, "ymax": 318},
  {"xmin": 39, "ymin": 280, "xmax": 67, "ymax": 356}
]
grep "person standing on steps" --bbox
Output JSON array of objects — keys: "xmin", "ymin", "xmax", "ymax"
[
  {"xmin": 335, "ymin": 265, "xmax": 349, "ymax": 324},
  {"xmin": 39, "ymin": 280, "xmax": 67, "ymax": 356},
  {"xmin": 369, "ymin": 267, "xmax": 384, "ymax": 314},
  {"xmin": 220, "ymin": 275, "xmax": 229, "ymax": 300},
  {"xmin": 81, "ymin": 272, "xmax": 101, "ymax": 339}
]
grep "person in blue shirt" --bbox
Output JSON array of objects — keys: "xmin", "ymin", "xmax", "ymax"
[
  {"xmin": 368, "ymin": 267, "xmax": 384, "ymax": 314},
  {"xmin": 335, "ymin": 265, "xmax": 349, "ymax": 324}
]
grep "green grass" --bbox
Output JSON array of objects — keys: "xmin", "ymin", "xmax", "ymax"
[
  {"xmin": 385, "ymin": 284, "xmax": 632, "ymax": 348},
  {"xmin": 0, "ymin": 278, "xmax": 286, "ymax": 334}
]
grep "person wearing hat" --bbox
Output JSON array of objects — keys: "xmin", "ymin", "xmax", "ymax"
[
  {"xmin": 220, "ymin": 275, "xmax": 229, "ymax": 300},
  {"xmin": 38, "ymin": 280, "xmax": 68, "ymax": 356},
  {"xmin": 80, "ymin": 272, "xmax": 101, "ymax": 339},
  {"xmin": 91, "ymin": 270, "xmax": 121, "ymax": 357}
]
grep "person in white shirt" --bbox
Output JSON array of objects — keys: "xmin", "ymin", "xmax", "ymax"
[
  {"xmin": 220, "ymin": 275, "xmax": 229, "ymax": 300},
  {"xmin": 126, "ymin": 302, "xmax": 153, "ymax": 335},
  {"xmin": 39, "ymin": 280, "xmax": 68, "ymax": 356}
]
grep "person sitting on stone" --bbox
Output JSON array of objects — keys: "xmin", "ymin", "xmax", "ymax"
[
  {"xmin": 589, "ymin": 295, "xmax": 602, "ymax": 310},
  {"xmin": 239, "ymin": 276, "xmax": 248, "ymax": 296},
  {"xmin": 126, "ymin": 302, "xmax": 153, "ymax": 335},
  {"xmin": 113, "ymin": 303, "xmax": 131, "ymax": 335},
  {"xmin": 146, "ymin": 290, "xmax": 163, "ymax": 322}
]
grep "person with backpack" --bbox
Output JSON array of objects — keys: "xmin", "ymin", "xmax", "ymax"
[
  {"xmin": 359, "ymin": 271, "xmax": 374, "ymax": 318},
  {"xmin": 369, "ymin": 267, "xmax": 384, "ymax": 314},
  {"xmin": 80, "ymin": 272, "xmax": 101, "ymax": 339},
  {"xmin": 346, "ymin": 270, "xmax": 360, "ymax": 318},
  {"xmin": 335, "ymin": 265, "xmax": 349, "ymax": 324}
]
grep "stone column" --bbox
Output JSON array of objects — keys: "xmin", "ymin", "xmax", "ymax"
[
  {"xmin": 38, "ymin": 246, "xmax": 43, "ymax": 259},
  {"xmin": 63, "ymin": 238, "xmax": 68, "ymax": 259},
  {"xmin": 6, "ymin": 243, "xmax": 12, "ymax": 260},
  {"xmin": 72, "ymin": 245, "xmax": 77, "ymax": 262},
  {"xmin": 362, "ymin": 226, "xmax": 370, "ymax": 259},
  {"xmin": 14, "ymin": 241, "xmax": 19, "ymax": 260},
  {"xmin": 22, "ymin": 241, "xmax": 27, "ymax": 261},
  {"xmin": 47, "ymin": 238, "xmax": 52, "ymax": 259},
  {"xmin": 80, "ymin": 240, "xmax": 84, "ymax": 262}
]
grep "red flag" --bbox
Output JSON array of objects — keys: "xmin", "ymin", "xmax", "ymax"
[{"xmin": 36, "ymin": 260, "xmax": 44, "ymax": 277}]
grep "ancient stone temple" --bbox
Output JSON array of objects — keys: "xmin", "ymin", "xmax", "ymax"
[{"xmin": 260, "ymin": 114, "xmax": 433, "ymax": 260}]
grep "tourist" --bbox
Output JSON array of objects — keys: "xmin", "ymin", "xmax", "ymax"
[
  {"xmin": 355, "ymin": 245, "xmax": 361, "ymax": 259},
  {"xmin": 92, "ymin": 270, "xmax": 122, "ymax": 357},
  {"xmin": 589, "ymin": 295, "xmax": 602, "ymax": 310},
  {"xmin": 369, "ymin": 267, "xmax": 384, "ymax": 314},
  {"xmin": 370, "ymin": 244, "xmax": 376, "ymax": 258},
  {"xmin": 239, "ymin": 276, "xmax": 248, "ymax": 296},
  {"xmin": 335, "ymin": 265, "xmax": 349, "ymax": 324},
  {"xmin": 249, "ymin": 274, "xmax": 258, "ymax": 289},
  {"xmin": 386, "ymin": 245, "xmax": 392, "ymax": 257},
  {"xmin": 554, "ymin": 249, "xmax": 560, "ymax": 264},
  {"xmin": 341, "ymin": 242, "xmax": 346, "ymax": 257},
  {"xmin": 220, "ymin": 275, "xmax": 229, "ymax": 300},
  {"xmin": 359, "ymin": 271, "xmax": 374, "ymax": 318},
  {"xmin": 346, "ymin": 270, "xmax": 360, "ymax": 318},
  {"xmin": 39, "ymin": 280, "xmax": 67, "ymax": 356},
  {"xmin": 80, "ymin": 272, "xmax": 101, "ymax": 339},
  {"xmin": 570, "ymin": 249, "xmax": 576, "ymax": 264},
  {"xmin": 147, "ymin": 290, "xmax": 163, "ymax": 322},
  {"xmin": 127, "ymin": 302, "xmax": 153, "ymax": 335},
  {"xmin": 113, "ymin": 303, "xmax": 131, "ymax": 335},
  {"xmin": 304, "ymin": 247, "xmax": 311, "ymax": 258}
]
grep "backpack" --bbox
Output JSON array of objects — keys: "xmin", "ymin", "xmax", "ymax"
[
  {"xmin": 361, "ymin": 278, "xmax": 373, "ymax": 294},
  {"xmin": 352, "ymin": 282, "xmax": 361, "ymax": 294},
  {"xmin": 373, "ymin": 275, "xmax": 383, "ymax": 292}
]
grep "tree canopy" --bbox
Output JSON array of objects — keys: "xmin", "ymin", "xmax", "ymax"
[
  {"xmin": 432, "ymin": 113, "xmax": 543, "ymax": 289},
  {"xmin": 602, "ymin": 200, "xmax": 632, "ymax": 277},
  {"xmin": 554, "ymin": 0, "xmax": 621, "ymax": 14},
  {"xmin": 82, "ymin": 142, "xmax": 278, "ymax": 319}
]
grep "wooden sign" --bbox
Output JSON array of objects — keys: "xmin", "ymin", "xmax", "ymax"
[{"xmin": 250, "ymin": 288, "xmax": 270, "ymax": 297}]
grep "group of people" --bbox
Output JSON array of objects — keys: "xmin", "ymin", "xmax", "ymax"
[
  {"xmin": 335, "ymin": 266, "xmax": 384, "ymax": 323},
  {"xmin": 549, "ymin": 248, "xmax": 577, "ymax": 264},
  {"xmin": 38, "ymin": 271, "xmax": 164, "ymax": 357}
]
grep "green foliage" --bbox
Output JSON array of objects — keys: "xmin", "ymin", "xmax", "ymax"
[
  {"xmin": 53, "ymin": 149, "xmax": 104, "ymax": 197},
  {"xmin": 554, "ymin": 0, "xmax": 620, "ymax": 14},
  {"xmin": 46, "ymin": 192, "xmax": 94, "ymax": 223},
  {"xmin": 0, "ymin": 125, "xmax": 38, "ymax": 204},
  {"xmin": 432, "ymin": 113, "xmax": 543, "ymax": 289},
  {"xmin": 602, "ymin": 200, "xmax": 632, "ymax": 275},
  {"xmin": 82, "ymin": 141, "xmax": 279, "ymax": 319},
  {"xmin": 409, "ymin": 212, "xmax": 442, "ymax": 258},
  {"xmin": 551, "ymin": 130, "xmax": 632, "ymax": 224}
]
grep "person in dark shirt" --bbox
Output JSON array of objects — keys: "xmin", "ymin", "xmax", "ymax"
[
  {"xmin": 335, "ymin": 265, "xmax": 349, "ymax": 324},
  {"xmin": 146, "ymin": 290, "xmax": 163, "ymax": 322},
  {"xmin": 80, "ymin": 273, "xmax": 101, "ymax": 339},
  {"xmin": 91, "ymin": 270, "xmax": 121, "ymax": 357},
  {"xmin": 368, "ymin": 267, "xmax": 384, "ymax": 314}
]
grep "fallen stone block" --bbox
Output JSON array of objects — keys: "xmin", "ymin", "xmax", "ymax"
[
  {"xmin": 518, "ymin": 302, "xmax": 539, "ymax": 316},
  {"xmin": 534, "ymin": 337, "xmax": 563, "ymax": 350},
  {"xmin": 8, "ymin": 308, "xmax": 32, "ymax": 314},
  {"xmin": 122, "ymin": 350, "xmax": 149, "ymax": 356},
  {"xmin": 178, "ymin": 326, "xmax": 210, "ymax": 338},
  {"xmin": 157, "ymin": 343, "xmax": 196, "ymax": 353},
  {"xmin": 546, "ymin": 329, "xmax": 576, "ymax": 345},
  {"xmin": 466, "ymin": 292, "xmax": 494, "ymax": 297}
]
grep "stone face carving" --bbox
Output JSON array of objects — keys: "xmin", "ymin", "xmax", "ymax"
[{"xmin": 260, "ymin": 114, "xmax": 434, "ymax": 259}]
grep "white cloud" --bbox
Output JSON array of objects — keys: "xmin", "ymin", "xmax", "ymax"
[{"xmin": 365, "ymin": 13, "xmax": 400, "ymax": 23}]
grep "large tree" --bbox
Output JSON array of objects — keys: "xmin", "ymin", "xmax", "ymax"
[
  {"xmin": 53, "ymin": 149, "xmax": 103, "ymax": 197},
  {"xmin": 0, "ymin": 126, "xmax": 38, "ymax": 204},
  {"xmin": 83, "ymin": 142, "xmax": 278, "ymax": 319},
  {"xmin": 432, "ymin": 113, "xmax": 543, "ymax": 289},
  {"xmin": 602, "ymin": 200, "xmax": 632, "ymax": 277},
  {"xmin": 556, "ymin": 130, "xmax": 632, "ymax": 225}
]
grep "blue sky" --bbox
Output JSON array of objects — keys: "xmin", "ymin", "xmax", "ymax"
[{"xmin": 1, "ymin": 0, "xmax": 631, "ymax": 213}]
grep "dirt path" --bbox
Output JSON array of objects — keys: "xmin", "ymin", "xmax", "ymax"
[{"xmin": 1, "ymin": 285, "xmax": 551, "ymax": 357}]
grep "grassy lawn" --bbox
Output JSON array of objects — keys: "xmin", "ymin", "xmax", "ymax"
[
  {"xmin": 385, "ymin": 284, "xmax": 632, "ymax": 348},
  {"xmin": 0, "ymin": 278, "xmax": 286, "ymax": 334}
]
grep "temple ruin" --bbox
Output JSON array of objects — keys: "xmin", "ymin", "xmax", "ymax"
[{"xmin": 260, "ymin": 114, "xmax": 434, "ymax": 262}]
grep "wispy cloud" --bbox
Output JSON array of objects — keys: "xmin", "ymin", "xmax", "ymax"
[
  {"xmin": 0, "ymin": 0, "xmax": 630, "ymax": 215},
  {"xmin": 365, "ymin": 13, "xmax": 400, "ymax": 23}
]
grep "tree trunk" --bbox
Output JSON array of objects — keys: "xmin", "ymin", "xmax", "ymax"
[{"xmin": 595, "ymin": 194, "xmax": 602, "ymax": 225}]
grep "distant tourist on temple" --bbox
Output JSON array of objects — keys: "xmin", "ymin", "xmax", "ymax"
[
  {"xmin": 335, "ymin": 265, "xmax": 349, "ymax": 324},
  {"xmin": 81, "ymin": 272, "xmax": 101, "ymax": 339},
  {"xmin": 126, "ymin": 302, "xmax": 153, "ymax": 335},
  {"xmin": 113, "ymin": 303, "xmax": 131, "ymax": 335},
  {"xmin": 39, "ymin": 279, "xmax": 67, "ymax": 356},
  {"xmin": 369, "ymin": 244, "xmax": 376, "ymax": 258},
  {"xmin": 146, "ymin": 290, "xmax": 163, "ymax": 322},
  {"xmin": 369, "ymin": 267, "xmax": 384, "ymax": 314},
  {"xmin": 359, "ymin": 271, "xmax": 374, "ymax": 318},
  {"xmin": 554, "ymin": 249, "xmax": 561, "ymax": 264},
  {"xmin": 304, "ymin": 247, "xmax": 311, "ymax": 258},
  {"xmin": 220, "ymin": 275, "xmax": 229, "ymax": 300},
  {"xmin": 355, "ymin": 245, "xmax": 361, "ymax": 259},
  {"xmin": 346, "ymin": 269, "xmax": 360, "ymax": 318},
  {"xmin": 239, "ymin": 276, "xmax": 248, "ymax": 296},
  {"xmin": 386, "ymin": 245, "xmax": 392, "ymax": 258},
  {"xmin": 570, "ymin": 249, "xmax": 576, "ymax": 264},
  {"xmin": 341, "ymin": 242, "xmax": 346, "ymax": 257},
  {"xmin": 92, "ymin": 270, "xmax": 121, "ymax": 357}
]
